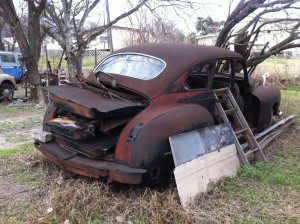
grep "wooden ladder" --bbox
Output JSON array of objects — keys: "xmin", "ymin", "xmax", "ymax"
[{"xmin": 213, "ymin": 88, "xmax": 266, "ymax": 166}]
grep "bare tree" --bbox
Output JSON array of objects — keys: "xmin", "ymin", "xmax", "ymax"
[
  {"xmin": 0, "ymin": 0, "xmax": 47, "ymax": 106},
  {"xmin": 215, "ymin": 0, "xmax": 300, "ymax": 69},
  {"xmin": 43, "ymin": 0, "xmax": 149, "ymax": 82},
  {"xmin": 126, "ymin": 12, "xmax": 186, "ymax": 45},
  {"xmin": 0, "ymin": 17, "xmax": 5, "ymax": 51}
]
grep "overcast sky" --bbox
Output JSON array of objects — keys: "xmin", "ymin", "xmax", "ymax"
[
  {"xmin": 12, "ymin": 0, "xmax": 299, "ymax": 35},
  {"xmin": 108, "ymin": 0, "xmax": 236, "ymax": 34}
]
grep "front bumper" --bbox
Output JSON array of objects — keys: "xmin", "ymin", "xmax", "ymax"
[{"xmin": 35, "ymin": 141, "xmax": 146, "ymax": 184}]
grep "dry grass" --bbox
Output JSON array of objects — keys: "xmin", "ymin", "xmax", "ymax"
[
  {"xmin": 253, "ymin": 58, "xmax": 300, "ymax": 86},
  {"xmin": 0, "ymin": 87, "xmax": 299, "ymax": 224}
]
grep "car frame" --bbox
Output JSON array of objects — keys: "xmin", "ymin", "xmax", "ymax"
[{"xmin": 36, "ymin": 43, "xmax": 281, "ymax": 185}]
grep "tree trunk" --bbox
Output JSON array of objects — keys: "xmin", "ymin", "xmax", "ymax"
[
  {"xmin": 65, "ymin": 50, "xmax": 78, "ymax": 82},
  {"xmin": 0, "ymin": 38, "xmax": 4, "ymax": 50},
  {"xmin": 25, "ymin": 59, "xmax": 45, "ymax": 106},
  {"xmin": 65, "ymin": 49, "xmax": 84, "ymax": 82}
]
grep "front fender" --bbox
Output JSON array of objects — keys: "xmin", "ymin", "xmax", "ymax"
[{"xmin": 252, "ymin": 84, "xmax": 281, "ymax": 129}]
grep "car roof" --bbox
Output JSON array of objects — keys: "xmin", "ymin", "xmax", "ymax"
[
  {"xmin": 0, "ymin": 51, "xmax": 21, "ymax": 55},
  {"xmin": 93, "ymin": 43, "xmax": 244, "ymax": 99}
]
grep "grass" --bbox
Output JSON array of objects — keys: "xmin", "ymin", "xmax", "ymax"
[
  {"xmin": 0, "ymin": 86, "xmax": 299, "ymax": 223},
  {"xmin": 0, "ymin": 142, "xmax": 34, "ymax": 158},
  {"xmin": 0, "ymin": 116, "xmax": 42, "ymax": 132},
  {"xmin": 239, "ymin": 162, "xmax": 300, "ymax": 190}
]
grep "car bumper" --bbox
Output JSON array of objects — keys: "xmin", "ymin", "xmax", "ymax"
[{"xmin": 35, "ymin": 141, "xmax": 146, "ymax": 184}]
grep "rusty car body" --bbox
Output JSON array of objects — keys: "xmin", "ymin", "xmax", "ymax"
[{"xmin": 35, "ymin": 43, "xmax": 281, "ymax": 185}]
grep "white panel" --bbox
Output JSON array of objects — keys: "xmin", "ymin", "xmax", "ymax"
[{"xmin": 174, "ymin": 144, "xmax": 240, "ymax": 208}]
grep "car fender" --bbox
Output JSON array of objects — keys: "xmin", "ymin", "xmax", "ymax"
[
  {"xmin": 115, "ymin": 103, "xmax": 214, "ymax": 169},
  {"xmin": 0, "ymin": 74, "xmax": 17, "ymax": 88},
  {"xmin": 252, "ymin": 84, "xmax": 280, "ymax": 129}
]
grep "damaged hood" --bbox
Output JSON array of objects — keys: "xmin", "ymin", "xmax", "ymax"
[{"xmin": 45, "ymin": 85, "xmax": 146, "ymax": 119}]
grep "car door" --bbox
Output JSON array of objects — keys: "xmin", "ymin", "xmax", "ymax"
[{"xmin": 182, "ymin": 60, "xmax": 216, "ymax": 118}]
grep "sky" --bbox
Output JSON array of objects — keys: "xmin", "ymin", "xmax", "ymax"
[
  {"xmin": 12, "ymin": 0, "xmax": 300, "ymax": 35},
  {"xmin": 107, "ymin": 0, "xmax": 237, "ymax": 34}
]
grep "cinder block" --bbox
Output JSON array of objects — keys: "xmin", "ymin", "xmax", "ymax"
[{"xmin": 33, "ymin": 130, "xmax": 52, "ymax": 143}]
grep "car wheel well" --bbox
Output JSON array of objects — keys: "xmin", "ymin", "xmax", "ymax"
[
  {"xmin": 272, "ymin": 102, "xmax": 279, "ymax": 115},
  {"xmin": 1, "ymin": 80, "xmax": 14, "ymax": 87}
]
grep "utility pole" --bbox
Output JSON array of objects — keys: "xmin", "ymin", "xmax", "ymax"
[{"xmin": 105, "ymin": 0, "xmax": 113, "ymax": 53}]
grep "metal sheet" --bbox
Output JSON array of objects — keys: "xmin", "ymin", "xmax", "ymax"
[
  {"xmin": 44, "ymin": 85, "xmax": 144, "ymax": 115},
  {"xmin": 169, "ymin": 123, "xmax": 235, "ymax": 167}
]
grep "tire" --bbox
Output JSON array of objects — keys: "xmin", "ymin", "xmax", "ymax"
[{"xmin": 0, "ymin": 83, "xmax": 14, "ymax": 102}]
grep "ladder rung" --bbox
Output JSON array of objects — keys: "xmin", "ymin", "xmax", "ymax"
[
  {"xmin": 235, "ymin": 128, "xmax": 248, "ymax": 135},
  {"xmin": 214, "ymin": 88, "xmax": 228, "ymax": 94},
  {"xmin": 225, "ymin": 108, "xmax": 237, "ymax": 115},
  {"xmin": 215, "ymin": 99, "xmax": 228, "ymax": 104},
  {"xmin": 245, "ymin": 148, "xmax": 258, "ymax": 156}
]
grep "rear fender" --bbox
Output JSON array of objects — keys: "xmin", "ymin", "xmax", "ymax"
[{"xmin": 114, "ymin": 104, "xmax": 214, "ymax": 169}]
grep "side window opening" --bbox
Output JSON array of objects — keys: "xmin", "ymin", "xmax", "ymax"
[
  {"xmin": 234, "ymin": 60, "xmax": 245, "ymax": 79},
  {"xmin": 0, "ymin": 54, "xmax": 16, "ymax": 63},
  {"xmin": 216, "ymin": 59, "xmax": 232, "ymax": 76},
  {"xmin": 213, "ymin": 59, "xmax": 233, "ymax": 89},
  {"xmin": 185, "ymin": 63, "xmax": 214, "ymax": 90}
]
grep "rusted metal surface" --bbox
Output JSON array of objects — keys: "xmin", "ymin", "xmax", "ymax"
[
  {"xmin": 54, "ymin": 132, "xmax": 118, "ymax": 158},
  {"xmin": 36, "ymin": 141, "xmax": 145, "ymax": 183},
  {"xmin": 37, "ymin": 43, "xmax": 283, "ymax": 185},
  {"xmin": 45, "ymin": 85, "xmax": 146, "ymax": 119}
]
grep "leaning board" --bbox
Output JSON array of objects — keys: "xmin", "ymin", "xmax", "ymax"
[{"xmin": 169, "ymin": 123, "xmax": 240, "ymax": 207}]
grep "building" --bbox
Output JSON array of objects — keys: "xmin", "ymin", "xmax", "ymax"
[
  {"xmin": 44, "ymin": 25, "xmax": 141, "ymax": 52},
  {"xmin": 195, "ymin": 23, "xmax": 300, "ymax": 57},
  {"xmin": 195, "ymin": 33, "xmax": 218, "ymax": 46},
  {"xmin": 89, "ymin": 25, "xmax": 141, "ymax": 50}
]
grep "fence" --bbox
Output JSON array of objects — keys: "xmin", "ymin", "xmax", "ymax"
[{"xmin": 40, "ymin": 49, "xmax": 110, "ymax": 70}]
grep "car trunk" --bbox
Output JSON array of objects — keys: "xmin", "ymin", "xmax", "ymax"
[{"xmin": 44, "ymin": 84, "xmax": 147, "ymax": 159}]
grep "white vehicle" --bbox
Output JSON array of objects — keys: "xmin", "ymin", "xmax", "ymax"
[{"xmin": 0, "ymin": 66, "xmax": 17, "ymax": 102}]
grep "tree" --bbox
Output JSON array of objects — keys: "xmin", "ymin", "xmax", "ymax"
[
  {"xmin": 196, "ymin": 16, "xmax": 224, "ymax": 35},
  {"xmin": 0, "ymin": 0, "xmax": 47, "ymax": 106},
  {"xmin": 186, "ymin": 32, "xmax": 197, "ymax": 44},
  {"xmin": 43, "ymin": 0, "xmax": 149, "ymax": 82},
  {"xmin": 0, "ymin": 17, "xmax": 5, "ymax": 51},
  {"xmin": 215, "ymin": 0, "xmax": 300, "ymax": 69},
  {"xmin": 127, "ymin": 14, "xmax": 186, "ymax": 45}
]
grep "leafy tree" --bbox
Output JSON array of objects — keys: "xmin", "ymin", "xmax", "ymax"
[{"xmin": 196, "ymin": 16, "xmax": 224, "ymax": 35}]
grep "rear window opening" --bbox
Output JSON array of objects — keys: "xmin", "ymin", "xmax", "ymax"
[{"xmin": 94, "ymin": 53, "xmax": 166, "ymax": 80}]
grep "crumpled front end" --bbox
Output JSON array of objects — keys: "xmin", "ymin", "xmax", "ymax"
[{"xmin": 35, "ymin": 84, "xmax": 147, "ymax": 184}]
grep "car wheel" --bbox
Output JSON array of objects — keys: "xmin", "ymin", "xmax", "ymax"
[{"xmin": 0, "ymin": 83, "xmax": 14, "ymax": 102}]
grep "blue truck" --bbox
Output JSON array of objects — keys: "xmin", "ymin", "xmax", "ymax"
[{"xmin": 0, "ymin": 51, "xmax": 26, "ymax": 82}]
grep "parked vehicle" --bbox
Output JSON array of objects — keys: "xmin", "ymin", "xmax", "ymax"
[
  {"xmin": 0, "ymin": 67, "xmax": 17, "ymax": 102},
  {"xmin": 35, "ymin": 44, "xmax": 281, "ymax": 185},
  {"xmin": 0, "ymin": 51, "xmax": 26, "ymax": 81}
]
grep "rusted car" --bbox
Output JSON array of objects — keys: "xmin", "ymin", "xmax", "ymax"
[{"xmin": 35, "ymin": 44, "xmax": 281, "ymax": 185}]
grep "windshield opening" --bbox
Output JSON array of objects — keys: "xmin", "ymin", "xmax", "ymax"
[{"xmin": 94, "ymin": 54, "xmax": 166, "ymax": 80}]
